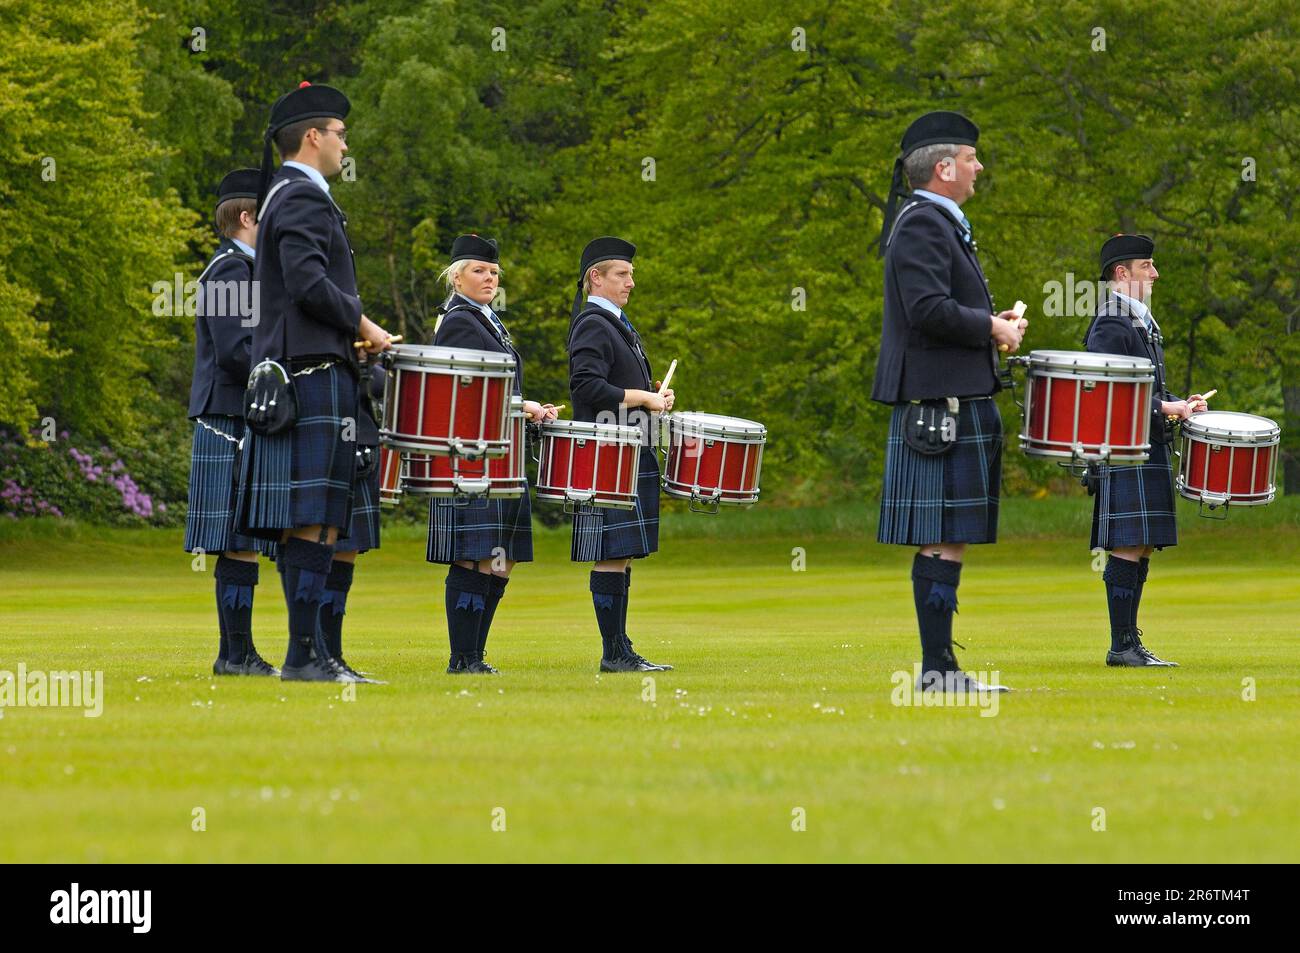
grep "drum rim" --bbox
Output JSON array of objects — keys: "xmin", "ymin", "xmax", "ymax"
[
  {"xmin": 388, "ymin": 343, "xmax": 517, "ymax": 370},
  {"xmin": 1181, "ymin": 411, "xmax": 1281, "ymax": 440},
  {"xmin": 1027, "ymin": 349, "xmax": 1154, "ymax": 371},
  {"xmin": 538, "ymin": 419, "xmax": 643, "ymax": 441},
  {"xmin": 668, "ymin": 410, "xmax": 768, "ymax": 437}
]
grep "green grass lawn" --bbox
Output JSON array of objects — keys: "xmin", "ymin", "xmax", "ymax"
[{"xmin": 1, "ymin": 498, "xmax": 1297, "ymax": 863}]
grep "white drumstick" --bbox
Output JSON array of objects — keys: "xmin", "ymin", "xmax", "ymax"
[
  {"xmin": 657, "ymin": 359, "xmax": 678, "ymax": 397},
  {"xmin": 999, "ymin": 300, "xmax": 1028, "ymax": 352}
]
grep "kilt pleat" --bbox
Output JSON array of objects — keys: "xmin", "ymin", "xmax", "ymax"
[
  {"xmin": 235, "ymin": 364, "xmax": 358, "ymax": 540},
  {"xmin": 1091, "ymin": 441, "xmax": 1178, "ymax": 550},
  {"xmin": 877, "ymin": 398, "xmax": 1002, "ymax": 546},
  {"xmin": 569, "ymin": 447, "xmax": 660, "ymax": 561},
  {"xmin": 426, "ymin": 484, "xmax": 534, "ymax": 564},
  {"xmin": 184, "ymin": 415, "xmax": 264, "ymax": 554}
]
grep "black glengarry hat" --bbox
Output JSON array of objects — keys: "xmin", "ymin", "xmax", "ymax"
[
  {"xmin": 215, "ymin": 168, "xmax": 261, "ymax": 216},
  {"xmin": 1100, "ymin": 233, "xmax": 1155, "ymax": 278},
  {"xmin": 257, "ymin": 81, "xmax": 351, "ymax": 218},
  {"xmin": 879, "ymin": 110, "xmax": 980, "ymax": 256},
  {"xmin": 450, "ymin": 234, "xmax": 499, "ymax": 264},
  {"xmin": 571, "ymin": 236, "xmax": 636, "ymax": 319}
]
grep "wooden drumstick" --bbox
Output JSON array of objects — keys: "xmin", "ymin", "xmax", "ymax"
[
  {"xmin": 998, "ymin": 301, "xmax": 1028, "ymax": 353},
  {"xmin": 1168, "ymin": 389, "xmax": 1217, "ymax": 420},
  {"xmin": 657, "ymin": 359, "xmax": 678, "ymax": 397},
  {"xmin": 354, "ymin": 334, "xmax": 404, "ymax": 348}
]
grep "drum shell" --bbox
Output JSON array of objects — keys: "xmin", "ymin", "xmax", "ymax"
[
  {"xmin": 1020, "ymin": 351, "xmax": 1153, "ymax": 464},
  {"xmin": 377, "ymin": 445, "xmax": 403, "ymax": 506},
  {"xmin": 662, "ymin": 413, "xmax": 766, "ymax": 505},
  {"xmin": 380, "ymin": 344, "xmax": 515, "ymax": 457},
  {"xmin": 535, "ymin": 420, "xmax": 641, "ymax": 510},
  {"xmin": 402, "ymin": 400, "xmax": 527, "ymax": 499}
]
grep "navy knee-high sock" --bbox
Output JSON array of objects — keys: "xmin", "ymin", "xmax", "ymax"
[
  {"xmin": 912, "ymin": 553, "xmax": 961, "ymax": 672},
  {"xmin": 1103, "ymin": 555, "xmax": 1140, "ymax": 650},
  {"xmin": 214, "ymin": 573, "xmax": 230, "ymax": 663},
  {"xmin": 280, "ymin": 538, "xmax": 334, "ymax": 667},
  {"xmin": 445, "ymin": 565, "xmax": 489, "ymax": 660},
  {"xmin": 590, "ymin": 570, "xmax": 626, "ymax": 659},
  {"xmin": 318, "ymin": 560, "xmax": 354, "ymax": 659},
  {"xmin": 478, "ymin": 575, "xmax": 508, "ymax": 656},
  {"xmin": 620, "ymin": 567, "xmax": 632, "ymax": 651},
  {"xmin": 1131, "ymin": 556, "xmax": 1150, "ymax": 631},
  {"xmin": 215, "ymin": 556, "xmax": 259, "ymax": 665}
]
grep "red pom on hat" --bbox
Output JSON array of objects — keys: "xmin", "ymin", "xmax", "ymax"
[{"xmin": 299, "ymin": 81, "xmax": 312, "ymax": 88}]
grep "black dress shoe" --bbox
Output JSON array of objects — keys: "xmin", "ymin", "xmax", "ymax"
[
  {"xmin": 914, "ymin": 647, "xmax": 1011, "ymax": 692},
  {"xmin": 230, "ymin": 650, "xmax": 281, "ymax": 677},
  {"xmin": 463, "ymin": 654, "xmax": 499, "ymax": 675},
  {"xmin": 600, "ymin": 655, "xmax": 659, "ymax": 673},
  {"xmin": 212, "ymin": 658, "xmax": 230, "ymax": 676},
  {"xmin": 622, "ymin": 636, "xmax": 672, "ymax": 671},
  {"xmin": 446, "ymin": 654, "xmax": 467, "ymax": 675},
  {"xmin": 281, "ymin": 656, "xmax": 349, "ymax": 682},
  {"xmin": 1107, "ymin": 629, "xmax": 1177, "ymax": 667},
  {"xmin": 335, "ymin": 656, "xmax": 386, "ymax": 684}
]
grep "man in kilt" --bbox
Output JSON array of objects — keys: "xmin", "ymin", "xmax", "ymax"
[
  {"xmin": 427, "ymin": 235, "xmax": 559, "ymax": 674},
  {"xmin": 872, "ymin": 111, "xmax": 1024, "ymax": 694},
  {"xmin": 184, "ymin": 168, "xmax": 278, "ymax": 677},
  {"xmin": 1084, "ymin": 234, "xmax": 1206, "ymax": 667},
  {"xmin": 568, "ymin": 237, "xmax": 675, "ymax": 673},
  {"xmin": 234, "ymin": 81, "xmax": 392, "ymax": 682}
]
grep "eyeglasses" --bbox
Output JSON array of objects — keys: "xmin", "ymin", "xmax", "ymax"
[{"xmin": 317, "ymin": 126, "xmax": 348, "ymax": 143}]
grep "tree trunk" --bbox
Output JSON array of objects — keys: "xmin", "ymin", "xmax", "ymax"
[{"xmin": 1283, "ymin": 374, "xmax": 1300, "ymax": 495}]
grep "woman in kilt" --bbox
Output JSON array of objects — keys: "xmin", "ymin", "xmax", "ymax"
[
  {"xmin": 184, "ymin": 168, "xmax": 278, "ymax": 677},
  {"xmin": 567, "ymin": 237, "xmax": 675, "ymax": 673},
  {"xmin": 427, "ymin": 235, "xmax": 559, "ymax": 675},
  {"xmin": 1085, "ymin": 235, "xmax": 1207, "ymax": 668}
]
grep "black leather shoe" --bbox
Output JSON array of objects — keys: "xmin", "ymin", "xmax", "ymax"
[
  {"xmin": 915, "ymin": 668, "xmax": 1011, "ymax": 693},
  {"xmin": 1107, "ymin": 629, "xmax": 1177, "ymax": 667},
  {"xmin": 228, "ymin": 650, "xmax": 280, "ymax": 677},
  {"xmin": 212, "ymin": 658, "xmax": 230, "ymax": 676},
  {"xmin": 463, "ymin": 654, "xmax": 499, "ymax": 675},
  {"xmin": 281, "ymin": 657, "xmax": 349, "ymax": 682},
  {"xmin": 446, "ymin": 654, "xmax": 467, "ymax": 674},
  {"xmin": 600, "ymin": 655, "xmax": 659, "ymax": 673},
  {"xmin": 622, "ymin": 636, "xmax": 672, "ymax": 671},
  {"xmin": 335, "ymin": 657, "xmax": 386, "ymax": 684}
]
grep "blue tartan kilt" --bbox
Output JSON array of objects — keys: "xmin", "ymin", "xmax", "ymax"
[
  {"xmin": 570, "ymin": 447, "xmax": 661, "ymax": 561},
  {"xmin": 335, "ymin": 445, "xmax": 381, "ymax": 554},
  {"xmin": 183, "ymin": 415, "xmax": 269, "ymax": 554},
  {"xmin": 877, "ymin": 397, "xmax": 1002, "ymax": 546},
  {"xmin": 426, "ymin": 484, "xmax": 534, "ymax": 564},
  {"xmin": 234, "ymin": 363, "xmax": 358, "ymax": 542},
  {"xmin": 1091, "ymin": 440, "xmax": 1178, "ymax": 550}
]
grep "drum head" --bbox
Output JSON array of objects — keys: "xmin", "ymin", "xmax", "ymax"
[
  {"xmin": 671, "ymin": 412, "xmax": 767, "ymax": 438},
  {"xmin": 1183, "ymin": 411, "xmax": 1280, "ymax": 440},
  {"xmin": 540, "ymin": 419, "xmax": 642, "ymax": 442},
  {"xmin": 1028, "ymin": 350, "xmax": 1153, "ymax": 375}
]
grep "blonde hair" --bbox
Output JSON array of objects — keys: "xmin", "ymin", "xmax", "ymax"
[
  {"xmin": 439, "ymin": 258, "xmax": 502, "ymax": 292},
  {"xmin": 582, "ymin": 261, "xmax": 620, "ymax": 295}
]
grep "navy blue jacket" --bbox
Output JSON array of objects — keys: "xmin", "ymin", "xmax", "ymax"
[
  {"xmin": 1084, "ymin": 289, "xmax": 1181, "ymax": 443},
  {"xmin": 250, "ymin": 165, "xmax": 362, "ymax": 370},
  {"xmin": 567, "ymin": 302, "xmax": 654, "ymax": 423},
  {"xmin": 433, "ymin": 293, "xmax": 524, "ymax": 396},
  {"xmin": 871, "ymin": 197, "xmax": 999, "ymax": 403},
  {"xmin": 188, "ymin": 239, "xmax": 254, "ymax": 418}
]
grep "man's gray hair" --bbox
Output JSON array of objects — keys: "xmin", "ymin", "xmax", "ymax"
[{"xmin": 903, "ymin": 143, "xmax": 960, "ymax": 190}]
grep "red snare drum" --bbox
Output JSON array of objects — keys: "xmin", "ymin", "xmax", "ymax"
[
  {"xmin": 1177, "ymin": 411, "xmax": 1279, "ymax": 508},
  {"xmin": 380, "ymin": 344, "xmax": 515, "ymax": 457},
  {"xmin": 402, "ymin": 398, "xmax": 527, "ymax": 499},
  {"xmin": 663, "ymin": 412, "xmax": 766, "ymax": 510},
  {"xmin": 377, "ymin": 445, "xmax": 404, "ymax": 506},
  {"xmin": 1020, "ymin": 350, "xmax": 1154, "ymax": 464},
  {"xmin": 535, "ymin": 419, "xmax": 641, "ymax": 510}
]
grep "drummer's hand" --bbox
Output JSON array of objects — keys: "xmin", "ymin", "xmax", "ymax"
[
  {"xmin": 356, "ymin": 315, "xmax": 392, "ymax": 354},
  {"xmin": 629, "ymin": 389, "xmax": 666, "ymax": 413},
  {"xmin": 523, "ymin": 400, "xmax": 553, "ymax": 422},
  {"xmin": 1186, "ymin": 393, "xmax": 1209, "ymax": 413},
  {"xmin": 660, "ymin": 387, "xmax": 675, "ymax": 411},
  {"xmin": 1161, "ymin": 399, "xmax": 1195, "ymax": 420},
  {"xmin": 539, "ymin": 402, "xmax": 560, "ymax": 421},
  {"xmin": 991, "ymin": 311, "xmax": 1026, "ymax": 352}
]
